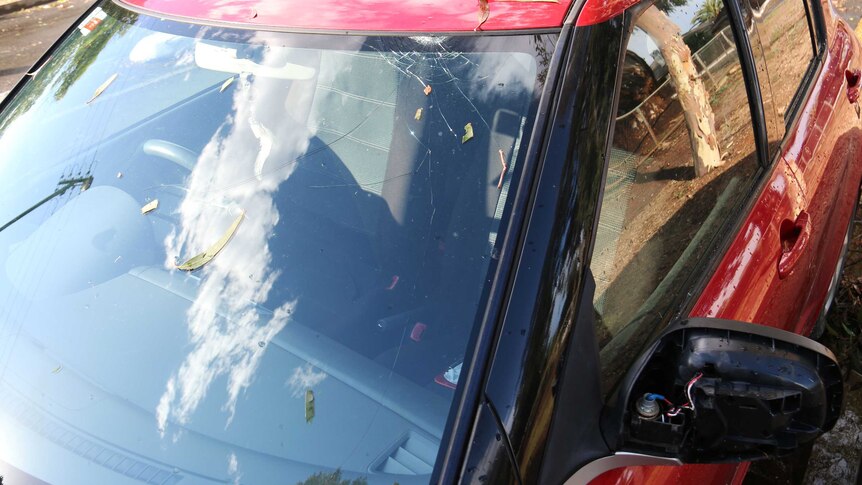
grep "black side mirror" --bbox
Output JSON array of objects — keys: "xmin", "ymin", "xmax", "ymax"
[{"xmin": 603, "ymin": 318, "xmax": 843, "ymax": 463}]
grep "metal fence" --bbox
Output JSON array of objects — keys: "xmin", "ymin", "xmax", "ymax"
[{"xmin": 616, "ymin": 24, "xmax": 738, "ymax": 148}]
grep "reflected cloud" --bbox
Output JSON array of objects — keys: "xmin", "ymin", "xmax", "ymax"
[
  {"xmin": 156, "ymin": 36, "xmax": 318, "ymax": 435},
  {"xmin": 227, "ymin": 452, "xmax": 241, "ymax": 485},
  {"xmin": 130, "ymin": 32, "xmax": 186, "ymax": 63},
  {"xmin": 464, "ymin": 40, "xmax": 537, "ymax": 103},
  {"xmin": 286, "ymin": 364, "xmax": 328, "ymax": 398}
]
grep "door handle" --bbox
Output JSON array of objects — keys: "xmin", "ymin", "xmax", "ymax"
[
  {"xmin": 846, "ymin": 68, "xmax": 861, "ymax": 103},
  {"xmin": 778, "ymin": 210, "xmax": 811, "ymax": 279}
]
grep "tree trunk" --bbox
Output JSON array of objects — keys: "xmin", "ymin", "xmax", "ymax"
[{"xmin": 638, "ymin": 5, "xmax": 722, "ymax": 177}]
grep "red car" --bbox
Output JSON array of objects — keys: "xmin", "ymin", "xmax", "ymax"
[{"xmin": 0, "ymin": 0, "xmax": 857, "ymax": 483}]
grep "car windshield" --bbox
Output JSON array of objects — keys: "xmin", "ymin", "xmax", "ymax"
[{"xmin": 0, "ymin": 2, "xmax": 554, "ymax": 484}]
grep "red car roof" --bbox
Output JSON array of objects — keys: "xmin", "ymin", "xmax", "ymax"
[{"xmin": 118, "ymin": 0, "xmax": 574, "ymax": 32}]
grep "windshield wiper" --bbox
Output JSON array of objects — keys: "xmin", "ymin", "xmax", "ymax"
[{"xmin": 0, "ymin": 175, "xmax": 93, "ymax": 233}]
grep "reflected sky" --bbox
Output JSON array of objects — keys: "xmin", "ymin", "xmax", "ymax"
[{"xmin": 156, "ymin": 35, "xmax": 316, "ymax": 434}]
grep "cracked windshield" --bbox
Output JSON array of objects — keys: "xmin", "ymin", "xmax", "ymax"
[{"xmin": 0, "ymin": 2, "xmax": 554, "ymax": 483}]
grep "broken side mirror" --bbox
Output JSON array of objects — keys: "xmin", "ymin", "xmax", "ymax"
[{"xmin": 602, "ymin": 318, "xmax": 843, "ymax": 463}]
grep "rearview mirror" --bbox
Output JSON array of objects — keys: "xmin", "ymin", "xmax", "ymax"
[
  {"xmin": 194, "ymin": 42, "xmax": 316, "ymax": 80},
  {"xmin": 603, "ymin": 318, "xmax": 843, "ymax": 463}
]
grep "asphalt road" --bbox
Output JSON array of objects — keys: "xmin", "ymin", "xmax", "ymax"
[{"xmin": 0, "ymin": 0, "xmax": 94, "ymax": 93}]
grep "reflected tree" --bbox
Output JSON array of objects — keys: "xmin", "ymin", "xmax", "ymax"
[
  {"xmin": 0, "ymin": 10, "xmax": 137, "ymax": 130},
  {"xmin": 638, "ymin": 1, "xmax": 722, "ymax": 177},
  {"xmin": 53, "ymin": 13, "xmax": 137, "ymax": 101},
  {"xmin": 531, "ymin": 34, "xmax": 554, "ymax": 85},
  {"xmin": 693, "ymin": 0, "xmax": 725, "ymax": 25}
]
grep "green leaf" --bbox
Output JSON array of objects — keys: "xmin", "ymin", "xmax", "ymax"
[
  {"xmin": 305, "ymin": 389, "xmax": 315, "ymax": 423},
  {"xmin": 177, "ymin": 211, "xmax": 245, "ymax": 271},
  {"xmin": 462, "ymin": 123, "xmax": 474, "ymax": 144}
]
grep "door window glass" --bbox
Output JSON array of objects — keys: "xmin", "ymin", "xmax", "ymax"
[
  {"xmin": 592, "ymin": 0, "xmax": 760, "ymax": 391},
  {"xmin": 748, "ymin": 0, "xmax": 817, "ymax": 153}
]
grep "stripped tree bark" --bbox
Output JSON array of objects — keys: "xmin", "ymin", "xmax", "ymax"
[{"xmin": 639, "ymin": 5, "xmax": 722, "ymax": 177}]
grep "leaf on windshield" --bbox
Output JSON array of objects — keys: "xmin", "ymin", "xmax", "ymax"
[
  {"xmin": 87, "ymin": 73, "xmax": 118, "ymax": 104},
  {"xmin": 414, "ymin": 108, "xmax": 423, "ymax": 121},
  {"xmin": 220, "ymin": 76, "xmax": 235, "ymax": 93},
  {"xmin": 176, "ymin": 211, "xmax": 245, "ymax": 271},
  {"xmin": 476, "ymin": 0, "xmax": 490, "ymax": 31},
  {"xmin": 52, "ymin": 365, "xmax": 62, "ymax": 374},
  {"xmin": 305, "ymin": 389, "xmax": 315, "ymax": 423},
  {"xmin": 462, "ymin": 123, "xmax": 474, "ymax": 144},
  {"xmin": 423, "ymin": 85, "xmax": 432, "ymax": 96},
  {"xmin": 141, "ymin": 199, "xmax": 159, "ymax": 215}
]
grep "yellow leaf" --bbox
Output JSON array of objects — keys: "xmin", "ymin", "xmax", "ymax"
[
  {"xmin": 423, "ymin": 85, "xmax": 432, "ymax": 96},
  {"xmin": 177, "ymin": 211, "xmax": 245, "ymax": 271},
  {"xmin": 87, "ymin": 73, "xmax": 118, "ymax": 104},
  {"xmin": 220, "ymin": 76, "xmax": 235, "ymax": 93},
  {"xmin": 462, "ymin": 123, "xmax": 474, "ymax": 144},
  {"xmin": 414, "ymin": 108, "xmax": 423, "ymax": 120},
  {"xmin": 305, "ymin": 389, "xmax": 315, "ymax": 423},
  {"xmin": 52, "ymin": 365, "xmax": 62, "ymax": 374},
  {"xmin": 141, "ymin": 199, "xmax": 159, "ymax": 215}
]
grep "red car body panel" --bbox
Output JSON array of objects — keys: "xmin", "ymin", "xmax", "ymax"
[
  {"xmin": 589, "ymin": 2, "xmax": 862, "ymax": 485},
  {"xmin": 789, "ymin": 24, "xmax": 862, "ymax": 332},
  {"xmin": 575, "ymin": 0, "xmax": 639, "ymax": 26},
  {"xmin": 690, "ymin": 11, "xmax": 861, "ymax": 334},
  {"xmin": 117, "ymin": 0, "xmax": 573, "ymax": 32},
  {"xmin": 688, "ymin": 158, "xmax": 811, "ymax": 330}
]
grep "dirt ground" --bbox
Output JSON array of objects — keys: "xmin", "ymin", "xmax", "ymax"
[{"xmin": 797, "ymin": 224, "xmax": 862, "ymax": 485}]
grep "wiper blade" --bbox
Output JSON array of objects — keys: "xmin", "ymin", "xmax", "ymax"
[{"xmin": 0, "ymin": 175, "xmax": 93, "ymax": 233}]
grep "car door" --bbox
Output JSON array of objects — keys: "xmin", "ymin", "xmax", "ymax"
[
  {"xmin": 759, "ymin": 1, "xmax": 862, "ymax": 334},
  {"xmin": 579, "ymin": 0, "xmax": 819, "ymax": 482},
  {"xmin": 690, "ymin": 0, "xmax": 829, "ymax": 334},
  {"xmin": 444, "ymin": 0, "xmax": 848, "ymax": 481}
]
